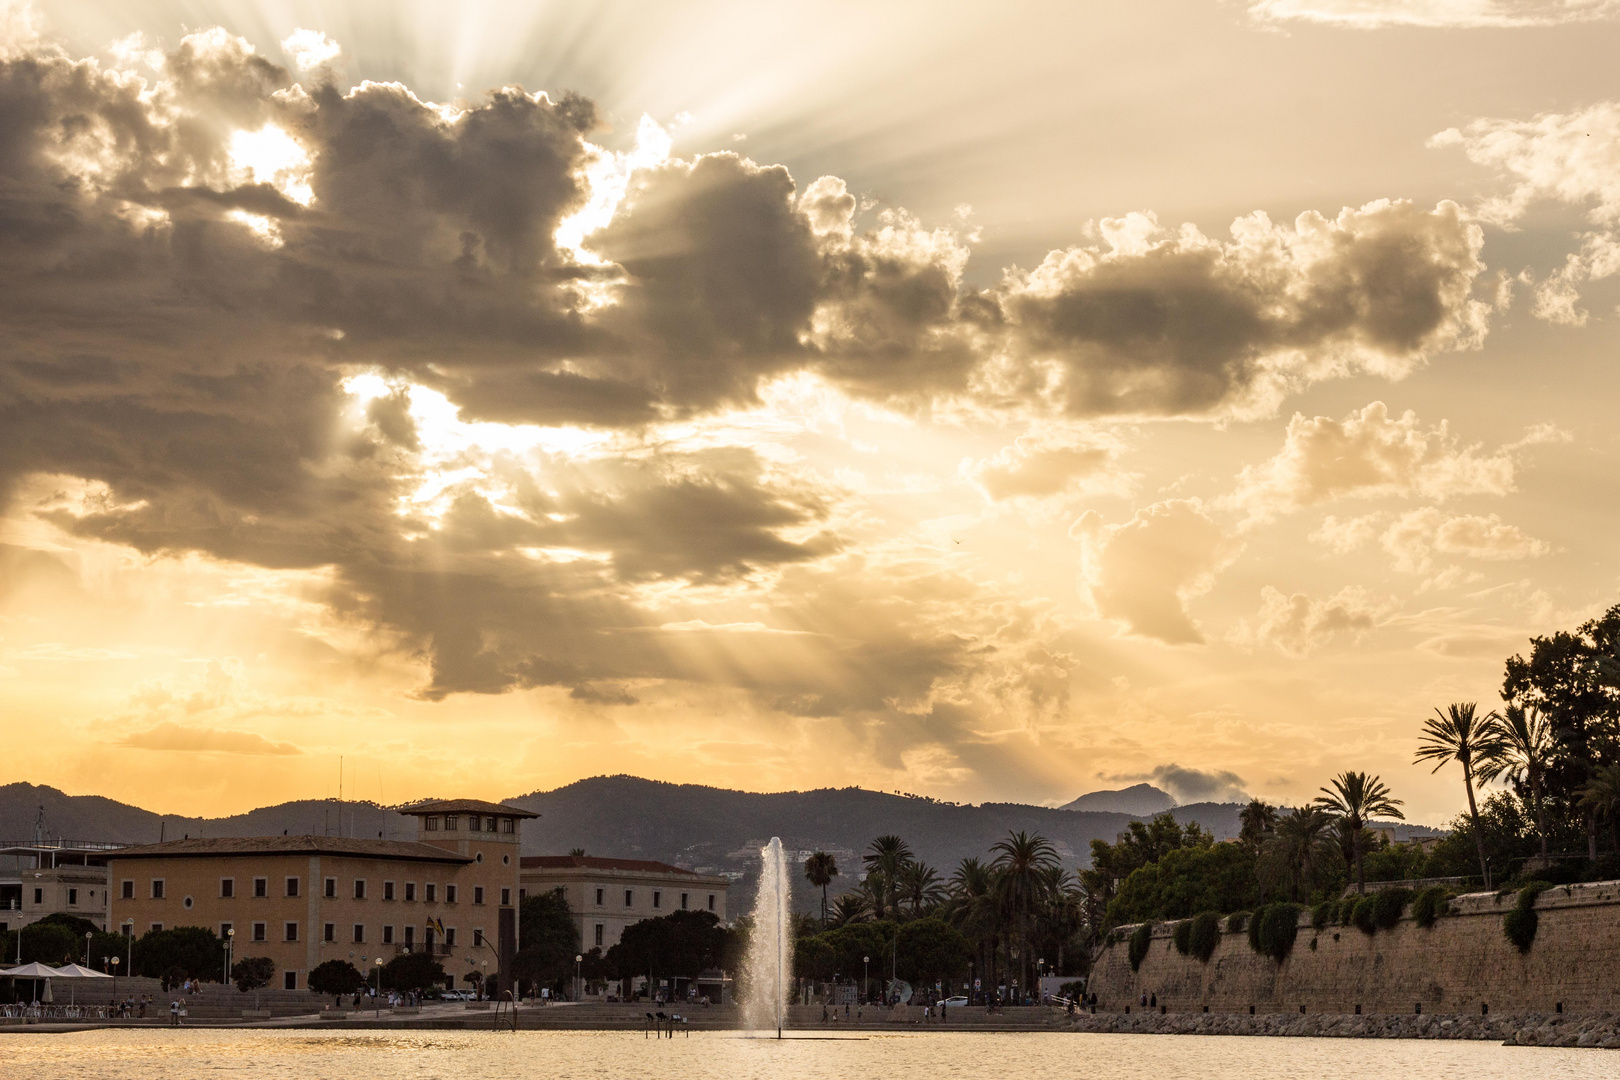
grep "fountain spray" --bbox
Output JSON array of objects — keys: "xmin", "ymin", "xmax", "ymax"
[{"xmin": 743, "ymin": 836, "xmax": 793, "ymax": 1037}]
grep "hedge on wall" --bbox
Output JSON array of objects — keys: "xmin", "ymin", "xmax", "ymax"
[
  {"xmin": 1188, "ymin": 911, "xmax": 1221, "ymax": 963},
  {"xmin": 1503, "ymin": 882, "xmax": 1550, "ymax": 953},
  {"xmin": 1247, "ymin": 903, "xmax": 1302, "ymax": 962},
  {"xmin": 1172, "ymin": 920, "xmax": 1193, "ymax": 956},
  {"xmin": 1128, "ymin": 921, "xmax": 1155, "ymax": 972},
  {"xmin": 1412, "ymin": 886, "xmax": 1452, "ymax": 929},
  {"xmin": 1225, "ymin": 911, "xmax": 1248, "ymax": 935},
  {"xmin": 1352, "ymin": 887, "xmax": 1412, "ymax": 935}
]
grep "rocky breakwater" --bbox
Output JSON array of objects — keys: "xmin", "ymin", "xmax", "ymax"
[{"xmin": 1065, "ymin": 1009, "xmax": 1620, "ymax": 1047}]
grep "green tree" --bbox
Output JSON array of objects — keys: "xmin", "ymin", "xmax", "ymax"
[
  {"xmin": 513, "ymin": 888, "xmax": 581, "ymax": 994},
  {"xmin": 1270, "ymin": 806, "xmax": 1335, "ymax": 902},
  {"xmin": 1316, "ymin": 772, "xmax": 1404, "ymax": 894},
  {"xmin": 379, "ymin": 950, "xmax": 445, "ymax": 992},
  {"xmin": 1107, "ymin": 842, "xmax": 1258, "ymax": 923},
  {"xmin": 231, "ymin": 956, "xmax": 275, "ymax": 995},
  {"xmin": 308, "ymin": 959, "xmax": 366, "ymax": 996},
  {"xmin": 897, "ymin": 860, "xmax": 945, "ymax": 917},
  {"xmin": 804, "ymin": 851, "xmax": 838, "ymax": 928},
  {"xmin": 827, "ymin": 893, "xmax": 871, "ymax": 927},
  {"xmin": 133, "ymin": 926, "xmax": 223, "ymax": 981},
  {"xmin": 894, "ymin": 917, "xmax": 971, "ymax": 989},
  {"xmin": 606, "ymin": 909, "xmax": 731, "ymax": 990},
  {"xmin": 1239, "ymin": 799, "xmax": 1278, "ymax": 853},
  {"xmin": 1488, "ymin": 703, "xmax": 1554, "ymax": 858},
  {"xmin": 990, "ymin": 830, "xmax": 1057, "ymax": 997},
  {"xmin": 2, "ymin": 921, "xmax": 79, "ymax": 966},
  {"xmin": 863, "ymin": 835, "xmax": 914, "ymax": 919},
  {"xmin": 1416, "ymin": 702, "xmax": 1505, "ymax": 887},
  {"xmin": 1579, "ymin": 763, "xmax": 1620, "ymax": 854}
]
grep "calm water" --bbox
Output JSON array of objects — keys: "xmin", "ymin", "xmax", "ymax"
[{"xmin": 0, "ymin": 1029, "xmax": 1611, "ymax": 1080}]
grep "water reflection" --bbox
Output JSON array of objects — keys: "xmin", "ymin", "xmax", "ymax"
[{"xmin": 4, "ymin": 1029, "xmax": 1611, "ymax": 1080}]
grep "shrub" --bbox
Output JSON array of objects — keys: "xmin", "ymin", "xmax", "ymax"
[
  {"xmin": 1372, "ymin": 887, "xmax": 1412, "ymax": 930},
  {"xmin": 1225, "ymin": 911, "xmax": 1248, "ymax": 934},
  {"xmin": 1188, "ymin": 911, "xmax": 1221, "ymax": 964},
  {"xmin": 1412, "ymin": 886, "xmax": 1451, "ymax": 929},
  {"xmin": 1128, "ymin": 922, "xmax": 1155, "ymax": 972},
  {"xmin": 1311, "ymin": 901, "xmax": 1332, "ymax": 931},
  {"xmin": 1503, "ymin": 882, "xmax": 1550, "ymax": 953},
  {"xmin": 1337, "ymin": 898, "xmax": 1358, "ymax": 925},
  {"xmin": 231, "ymin": 956, "xmax": 275, "ymax": 994},
  {"xmin": 1247, "ymin": 903, "xmax": 1302, "ymax": 962},
  {"xmin": 1172, "ymin": 920, "xmax": 1193, "ymax": 956},
  {"xmin": 308, "ymin": 959, "xmax": 366, "ymax": 996}
]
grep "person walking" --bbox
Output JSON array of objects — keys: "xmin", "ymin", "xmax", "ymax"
[{"xmin": 169, "ymin": 1000, "xmax": 180, "ymax": 1026}]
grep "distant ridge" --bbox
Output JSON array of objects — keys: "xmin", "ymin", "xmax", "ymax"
[
  {"xmin": 0, "ymin": 776, "xmax": 1441, "ymax": 914},
  {"xmin": 1061, "ymin": 783, "xmax": 1176, "ymax": 815}
]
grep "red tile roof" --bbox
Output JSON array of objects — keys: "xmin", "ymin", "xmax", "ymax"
[
  {"xmin": 394, "ymin": 799, "xmax": 539, "ymax": 818},
  {"xmin": 522, "ymin": 855, "xmax": 699, "ymax": 875},
  {"xmin": 109, "ymin": 836, "xmax": 472, "ymax": 863}
]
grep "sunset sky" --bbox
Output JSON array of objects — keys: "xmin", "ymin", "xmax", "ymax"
[{"xmin": 5, "ymin": 0, "xmax": 1620, "ymax": 822}]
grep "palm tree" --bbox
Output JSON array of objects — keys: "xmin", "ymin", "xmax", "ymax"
[
  {"xmin": 946, "ymin": 857, "xmax": 999, "ymax": 994},
  {"xmin": 1239, "ymin": 799, "xmax": 1278, "ymax": 852},
  {"xmin": 1316, "ymin": 771, "xmax": 1404, "ymax": 894},
  {"xmin": 804, "ymin": 852, "xmax": 838, "ymax": 928},
  {"xmin": 863, "ymin": 835, "xmax": 914, "ymax": 918},
  {"xmin": 1579, "ymin": 763, "xmax": 1620, "ymax": 855},
  {"xmin": 1271, "ymin": 806, "xmax": 1334, "ymax": 902},
  {"xmin": 990, "ymin": 830, "xmax": 1058, "ymax": 1000},
  {"xmin": 1415, "ymin": 702, "xmax": 1504, "ymax": 887},
  {"xmin": 1487, "ymin": 703, "xmax": 1554, "ymax": 858},
  {"xmin": 828, "ymin": 893, "xmax": 872, "ymax": 927},
  {"xmin": 897, "ymin": 860, "xmax": 944, "ymax": 917}
]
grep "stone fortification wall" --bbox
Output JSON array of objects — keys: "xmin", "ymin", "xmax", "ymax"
[{"xmin": 1089, "ymin": 880, "xmax": 1620, "ymax": 1015}]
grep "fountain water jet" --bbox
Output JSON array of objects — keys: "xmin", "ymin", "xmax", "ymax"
[{"xmin": 742, "ymin": 836, "xmax": 793, "ymax": 1037}]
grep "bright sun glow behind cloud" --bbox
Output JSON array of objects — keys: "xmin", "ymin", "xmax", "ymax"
[{"xmin": 226, "ymin": 125, "xmax": 313, "ymax": 206}]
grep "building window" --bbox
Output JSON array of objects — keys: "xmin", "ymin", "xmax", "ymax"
[
  {"xmin": 652, "ymin": 891, "xmax": 661, "ymax": 909},
  {"xmin": 473, "ymin": 929, "xmax": 484, "ymax": 947},
  {"xmin": 286, "ymin": 877, "xmax": 300, "ymax": 898},
  {"xmin": 220, "ymin": 922, "xmax": 232, "ymax": 938},
  {"xmin": 502, "ymin": 818, "xmax": 515, "ymax": 834},
  {"xmin": 382, "ymin": 925, "xmax": 394, "ymax": 945},
  {"xmin": 405, "ymin": 883, "xmax": 417, "ymax": 902},
  {"xmin": 285, "ymin": 922, "xmax": 299, "ymax": 942},
  {"xmin": 68, "ymin": 888, "xmax": 79, "ymax": 906},
  {"xmin": 404, "ymin": 925, "xmax": 415, "ymax": 948},
  {"xmin": 121, "ymin": 880, "xmax": 134, "ymax": 900},
  {"xmin": 594, "ymin": 924, "xmax": 604, "ymax": 948},
  {"xmin": 500, "ymin": 888, "xmax": 511, "ymax": 907},
  {"xmin": 444, "ymin": 927, "xmax": 456, "ymax": 947},
  {"xmin": 446, "ymin": 884, "xmax": 457, "ymax": 904},
  {"xmin": 624, "ymin": 889, "xmax": 633, "ymax": 907},
  {"xmin": 284, "ymin": 971, "xmax": 297, "ymax": 990},
  {"xmin": 426, "ymin": 883, "xmax": 437, "ymax": 903},
  {"xmin": 151, "ymin": 880, "xmax": 165, "ymax": 900},
  {"xmin": 354, "ymin": 880, "xmax": 366, "ymax": 900},
  {"xmin": 444, "ymin": 816, "xmax": 458, "ymax": 831},
  {"xmin": 473, "ymin": 887, "xmax": 484, "ymax": 906},
  {"xmin": 707, "ymin": 894, "xmax": 715, "ymax": 912},
  {"xmin": 324, "ymin": 878, "xmax": 336, "ymax": 899},
  {"xmin": 384, "ymin": 881, "xmax": 395, "ymax": 901},
  {"xmin": 253, "ymin": 922, "xmax": 266, "ymax": 942},
  {"xmin": 150, "ymin": 923, "xmax": 163, "ymax": 933},
  {"xmin": 595, "ymin": 888, "xmax": 604, "ymax": 906},
  {"xmin": 220, "ymin": 879, "xmax": 233, "ymax": 899},
  {"xmin": 323, "ymin": 923, "xmax": 335, "ymax": 943},
  {"xmin": 425, "ymin": 816, "xmax": 439, "ymax": 831},
  {"xmin": 468, "ymin": 816, "xmax": 481, "ymax": 832},
  {"xmin": 680, "ymin": 892, "xmax": 689, "ymax": 910},
  {"xmin": 353, "ymin": 924, "xmax": 365, "ymax": 944},
  {"xmin": 254, "ymin": 878, "xmax": 267, "ymax": 898},
  {"xmin": 32, "ymin": 887, "xmax": 42, "ymax": 905},
  {"xmin": 475, "ymin": 853, "xmax": 483, "ymax": 864}
]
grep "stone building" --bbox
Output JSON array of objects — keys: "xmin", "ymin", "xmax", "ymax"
[
  {"xmin": 106, "ymin": 799, "xmax": 535, "ymax": 991},
  {"xmin": 1, "ymin": 839, "xmax": 122, "ymax": 934},
  {"xmin": 519, "ymin": 854, "xmax": 729, "ymax": 951}
]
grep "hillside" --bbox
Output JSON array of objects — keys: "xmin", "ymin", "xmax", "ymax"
[{"xmin": 1, "ymin": 776, "xmax": 1441, "ymax": 914}]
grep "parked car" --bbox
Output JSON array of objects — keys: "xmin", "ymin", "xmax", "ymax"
[{"xmin": 941, "ymin": 996, "xmax": 968, "ymax": 1008}]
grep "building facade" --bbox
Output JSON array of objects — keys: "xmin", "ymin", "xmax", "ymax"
[
  {"xmin": 1, "ymin": 840, "xmax": 122, "ymax": 934},
  {"xmin": 106, "ymin": 799, "xmax": 535, "ymax": 990},
  {"xmin": 520, "ymin": 855, "xmax": 729, "ymax": 952}
]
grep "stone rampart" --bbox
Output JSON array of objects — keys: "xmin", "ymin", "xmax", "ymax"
[{"xmin": 1089, "ymin": 879, "xmax": 1620, "ymax": 1016}]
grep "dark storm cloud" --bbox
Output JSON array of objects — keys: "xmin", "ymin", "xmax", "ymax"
[{"xmin": 0, "ymin": 25, "xmax": 1496, "ymax": 723}]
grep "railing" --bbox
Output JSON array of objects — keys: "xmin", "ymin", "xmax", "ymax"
[{"xmin": 0, "ymin": 839, "xmax": 128, "ymax": 852}]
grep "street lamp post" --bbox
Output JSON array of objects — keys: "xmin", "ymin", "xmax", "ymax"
[
  {"xmin": 373, "ymin": 957, "xmax": 382, "ymax": 1017},
  {"xmin": 224, "ymin": 927, "xmax": 235, "ymax": 986},
  {"xmin": 863, "ymin": 956, "xmax": 869, "ymax": 1004},
  {"xmin": 1036, "ymin": 958, "xmax": 1045, "ymax": 1004},
  {"xmin": 575, "ymin": 954, "xmax": 583, "ymax": 1003},
  {"xmin": 84, "ymin": 931, "xmax": 92, "ymax": 967},
  {"xmin": 109, "ymin": 955, "xmax": 120, "ymax": 1000}
]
